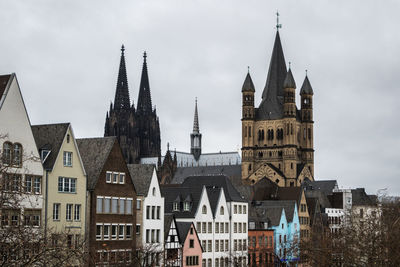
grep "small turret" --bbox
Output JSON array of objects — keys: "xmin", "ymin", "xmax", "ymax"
[
  {"xmin": 283, "ymin": 66, "xmax": 296, "ymax": 117},
  {"xmin": 300, "ymin": 74, "xmax": 313, "ymax": 122},
  {"xmin": 242, "ymin": 70, "xmax": 255, "ymax": 120}
]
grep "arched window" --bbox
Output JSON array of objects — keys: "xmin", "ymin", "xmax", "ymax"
[
  {"xmin": 13, "ymin": 143, "xmax": 22, "ymax": 167},
  {"xmin": 220, "ymin": 206, "xmax": 224, "ymax": 215},
  {"xmin": 258, "ymin": 152, "xmax": 263, "ymax": 158},
  {"xmin": 271, "ymin": 129, "xmax": 274, "ymax": 140},
  {"xmin": 152, "ymin": 187, "xmax": 156, "ymax": 196},
  {"xmin": 261, "ymin": 130, "xmax": 265, "ymax": 140},
  {"xmin": 2, "ymin": 142, "xmax": 12, "ymax": 165},
  {"xmin": 248, "ymin": 164, "xmax": 252, "ymax": 171},
  {"xmin": 202, "ymin": 205, "xmax": 207, "ymax": 214}
]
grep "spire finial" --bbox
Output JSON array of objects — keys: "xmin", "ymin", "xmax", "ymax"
[
  {"xmin": 121, "ymin": 44, "xmax": 125, "ymax": 53},
  {"xmin": 247, "ymin": 66, "xmax": 250, "ymax": 73},
  {"xmin": 167, "ymin": 142, "xmax": 170, "ymax": 151},
  {"xmin": 193, "ymin": 98, "xmax": 200, "ymax": 133},
  {"xmin": 276, "ymin": 11, "xmax": 282, "ymax": 30},
  {"xmin": 289, "ymin": 61, "xmax": 291, "ymax": 69},
  {"xmin": 305, "ymin": 69, "xmax": 308, "ymax": 76},
  {"xmin": 143, "ymin": 51, "xmax": 147, "ymax": 61}
]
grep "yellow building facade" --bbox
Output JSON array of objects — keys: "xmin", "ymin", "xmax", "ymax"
[
  {"xmin": 32, "ymin": 123, "xmax": 87, "ymax": 246},
  {"xmin": 241, "ymin": 30, "xmax": 314, "ymax": 187}
]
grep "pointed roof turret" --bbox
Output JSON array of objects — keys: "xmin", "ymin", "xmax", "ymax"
[
  {"xmin": 137, "ymin": 51, "xmax": 153, "ymax": 114},
  {"xmin": 241, "ymin": 70, "xmax": 255, "ymax": 92},
  {"xmin": 300, "ymin": 74, "xmax": 314, "ymax": 95},
  {"xmin": 283, "ymin": 67, "xmax": 296, "ymax": 89},
  {"xmin": 193, "ymin": 98, "xmax": 200, "ymax": 134},
  {"xmin": 114, "ymin": 45, "xmax": 131, "ymax": 110},
  {"xmin": 257, "ymin": 30, "xmax": 287, "ymax": 119}
]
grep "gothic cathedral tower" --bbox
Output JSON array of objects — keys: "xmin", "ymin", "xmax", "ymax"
[
  {"xmin": 105, "ymin": 46, "xmax": 161, "ymax": 164},
  {"xmin": 241, "ymin": 29, "xmax": 315, "ymax": 187}
]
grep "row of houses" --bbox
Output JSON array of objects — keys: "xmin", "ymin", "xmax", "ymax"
[{"xmin": 1, "ymin": 73, "xmax": 378, "ymax": 267}]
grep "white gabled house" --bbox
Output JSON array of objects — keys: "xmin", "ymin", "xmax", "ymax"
[
  {"xmin": 0, "ymin": 74, "xmax": 44, "ymax": 260},
  {"xmin": 162, "ymin": 175, "xmax": 248, "ymax": 267},
  {"xmin": 128, "ymin": 164, "xmax": 164, "ymax": 266}
]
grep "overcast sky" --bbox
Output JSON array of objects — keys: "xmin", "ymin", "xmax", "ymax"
[{"xmin": 1, "ymin": 0, "xmax": 399, "ymax": 195}]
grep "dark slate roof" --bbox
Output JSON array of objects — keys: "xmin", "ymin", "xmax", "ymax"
[
  {"xmin": 241, "ymin": 72, "xmax": 255, "ymax": 92},
  {"xmin": 252, "ymin": 177, "xmax": 279, "ymax": 201},
  {"xmin": 206, "ymin": 187, "xmax": 222, "ymax": 217},
  {"xmin": 175, "ymin": 222, "xmax": 192, "ymax": 245},
  {"xmin": 252, "ymin": 200, "xmax": 297, "ymax": 223},
  {"xmin": 182, "ymin": 175, "xmax": 246, "ymax": 203},
  {"xmin": 0, "ymin": 74, "xmax": 12, "ymax": 102},
  {"xmin": 164, "ymin": 214, "xmax": 174, "ymax": 241},
  {"xmin": 250, "ymin": 203, "xmax": 286, "ymax": 227},
  {"xmin": 76, "ymin": 137, "xmax": 116, "ymax": 190},
  {"xmin": 161, "ymin": 185, "xmax": 202, "ymax": 218},
  {"xmin": 303, "ymin": 180, "xmax": 338, "ymax": 195},
  {"xmin": 300, "ymin": 75, "xmax": 313, "ymax": 95},
  {"xmin": 277, "ymin": 187, "xmax": 303, "ymax": 206},
  {"xmin": 304, "ymin": 190, "xmax": 332, "ymax": 210},
  {"xmin": 127, "ymin": 164, "xmax": 155, "ymax": 196},
  {"xmin": 257, "ymin": 31, "xmax": 287, "ymax": 120},
  {"xmin": 172, "ymin": 165, "xmax": 242, "ymax": 184},
  {"xmin": 283, "ymin": 68, "xmax": 296, "ymax": 89},
  {"xmin": 352, "ymin": 188, "xmax": 377, "ymax": 206},
  {"xmin": 31, "ymin": 123, "xmax": 70, "ymax": 171},
  {"xmin": 305, "ymin": 197, "xmax": 319, "ymax": 226}
]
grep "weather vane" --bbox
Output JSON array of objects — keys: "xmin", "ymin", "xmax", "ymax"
[{"xmin": 276, "ymin": 11, "xmax": 282, "ymax": 30}]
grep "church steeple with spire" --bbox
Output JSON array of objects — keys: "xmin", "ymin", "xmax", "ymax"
[
  {"xmin": 190, "ymin": 98, "xmax": 202, "ymax": 160},
  {"xmin": 104, "ymin": 46, "xmax": 161, "ymax": 164},
  {"xmin": 241, "ymin": 16, "xmax": 315, "ymax": 187}
]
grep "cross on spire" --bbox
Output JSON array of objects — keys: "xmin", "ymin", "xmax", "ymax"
[{"xmin": 276, "ymin": 11, "xmax": 282, "ymax": 30}]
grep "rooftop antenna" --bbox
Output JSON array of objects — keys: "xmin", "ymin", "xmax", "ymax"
[{"xmin": 276, "ymin": 11, "xmax": 282, "ymax": 30}]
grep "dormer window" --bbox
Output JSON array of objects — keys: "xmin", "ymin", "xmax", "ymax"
[
  {"xmin": 173, "ymin": 202, "xmax": 179, "ymax": 211},
  {"xmin": 40, "ymin": 150, "xmax": 50, "ymax": 163},
  {"xmin": 202, "ymin": 205, "xmax": 207, "ymax": 214},
  {"xmin": 184, "ymin": 202, "xmax": 190, "ymax": 211}
]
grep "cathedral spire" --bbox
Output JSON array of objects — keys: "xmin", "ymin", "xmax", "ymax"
[
  {"xmin": 137, "ymin": 51, "xmax": 153, "ymax": 114},
  {"xmin": 257, "ymin": 30, "xmax": 287, "ymax": 119},
  {"xmin": 114, "ymin": 45, "xmax": 131, "ymax": 110},
  {"xmin": 193, "ymin": 98, "xmax": 200, "ymax": 133}
]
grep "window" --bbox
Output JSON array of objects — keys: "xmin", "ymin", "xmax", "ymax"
[
  {"xmin": 112, "ymin": 224, "xmax": 118, "ymax": 239},
  {"xmin": 136, "ymin": 224, "xmax": 141, "ymax": 235},
  {"xmin": 243, "ymin": 205, "xmax": 247, "ymax": 214},
  {"xmin": 234, "ymin": 222, "xmax": 237, "ymax": 233},
  {"xmin": 12, "ymin": 174, "xmax": 21, "ymax": 191},
  {"xmin": 202, "ymin": 205, "xmax": 207, "ymax": 214},
  {"xmin": 66, "ymin": 204, "xmax": 73, "ymax": 221},
  {"xmin": 208, "ymin": 222, "xmax": 212, "ymax": 233},
  {"xmin": 126, "ymin": 224, "xmax": 132, "ymax": 239},
  {"xmin": 151, "ymin": 206, "xmax": 155, "ymax": 219},
  {"xmin": 238, "ymin": 222, "xmax": 242, "ymax": 233},
  {"xmin": 104, "ymin": 197, "xmax": 111, "ymax": 213},
  {"xmin": 146, "ymin": 206, "xmax": 150, "ymax": 219},
  {"xmin": 173, "ymin": 202, "xmax": 179, "ymax": 211},
  {"xmin": 97, "ymin": 197, "xmax": 103, "ymax": 213},
  {"xmin": 103, "ymin": 224, "xmax": 110, "ymax": 240},
  {"xmin": 33, "ymin": 177, "xmax": 41, "ymax": 194},
  {"xmin": 53, "ymin": 203, "xmax": 60, "ymax": 220},
  {"xmin": 106, "ymin": 172, "xmax": 112, "ymax": 183},
  {"xmin": 2, "ymin": 142, "xmax": 12, "ymax": 165},
  {"xmin": 225, "ymin": 240, "xmax": 229, "ymax": 251},
  {"xmin": 220, "ymin": 206, "xmax": 224, "ymax": 215},
  {"xmin": 119, "ymin": 225, "xmax": 124, "ymax": 239},
  {"xmin": 136, "ymin": 199, "xmax": 141, "ymax": 210},
  {"xmin": 225, "ymin": 222, "xmax": 229, "ymax": 233},
  {"xmin": 239, "ymin": 205, "xmax": 242, "ymax": 214},
  {"xmin": 119, "ymin": 198, "xmax": 125, "ymax": 214},
  {"xmin": 157, "ymin": 206, "xmax": 160, "ymax": 219},
  {"xmin": 190, "ymin": 227, "xmax": 193, "ymax": 234},
  {"xmin": 197, "ymin": 222, "xmax": 201, "ymax": 233},
  {"xmin": 119, "ymin": 173, "xmax": 125, "ymax": 184},
  {"xmin": 152, "ymin": 187, "xmax": 156, "ymax": 196},
  {"xmin": 208, "ymin": 240, "xmax": 212, "ymax": 252},
  {"xmin": 13, "ymin": 143, "xmax": 22, "ymax": 166},
  {"xmin": 126, "ymin": 198, "xmax": 132, "ymax": 214},
  {"xmin": 58, "ymin": 177, "xmax": 76, "ymax": 193},
  {"xmin": 63, "ymin": 151, "xmax": 72, "ymax": 166},
  {"xmin": 113, "ymin": 172, "xmax": 118, "ymax": 183},
  {"xmin": 215, "ymin": 240, "xmax": 219, "ymax": 252},
  {"xmin": 234, "ymin": 205, "xmax": 237, "ymax": 214},
  {"xmin": 202, "ymin": 222, "xmax": 206, "ymax": 234},
  {"xmin": 74, "ymin": 204, "xmax": 81, "ymax": 221},
  {"xmin": 112, "ymin": 198, "xmax": 118, "ymax": 214},
  {"xmin": 25, "ymin": 176, "xmax": 32, "ymax": 193},
  {"xmin": 220, "ymin": 222, "xmax": 224, "ymax": 233},
  {"xmin": 184, "ymin": 201, "xmax": 190, "ymax": 211},
  {"xmin": 215, "ymin": 222, "xmax": 219, "ymax": 233}
]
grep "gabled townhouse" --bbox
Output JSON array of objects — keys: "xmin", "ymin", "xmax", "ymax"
[
  {"xmin": 0, "ymin": 74, "xmax": 44, "ymax": 261},
  {"xmin": 77, "ymin": 137, "xmax": 136, "ymax": 266},
  {"xmin": 164, "ymin": 215, "xmax": 203, "ymax": 267},
  {"xmin": 162, "ymin": 175, "xmax": 248, "ymax": 267},
  {"xmin": 127, "ymin": 164, "xmax": 164, "ymax": 266},
  {"xmin": 250, "ymin": 200, "xmax": 300, "ymax": 265},
  {"xmin": 248, "ymin": 211, "xmax": 275, "ymax": 266},
  {"xmin": 31, "ymin": 123, "xmax": 87, "ymax": 248}
]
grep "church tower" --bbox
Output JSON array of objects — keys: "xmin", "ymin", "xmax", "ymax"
[
  {"xmin": 104, "ymin": 47, "xmax": 161, "ymax": 163},
  {"xmin": 190, "ymin": 98, "xmax": 202, "ymax": 160},
  {"xmin": 241, "ymin": 25, "xmax": 315, "ymax": 187}
]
